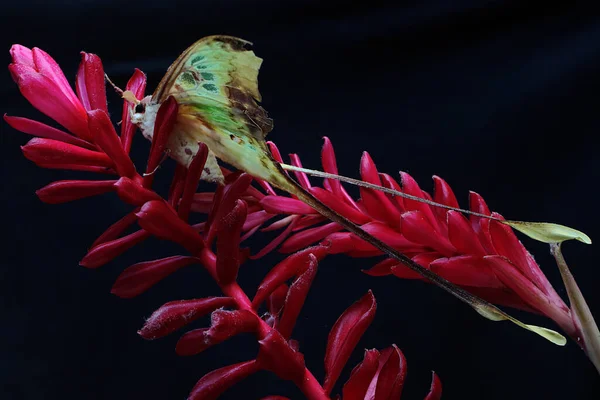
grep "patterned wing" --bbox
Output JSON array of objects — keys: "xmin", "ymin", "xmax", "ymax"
[{"xmin": 152, "ymin": 35, "xmax": 275, "ymax": 182}]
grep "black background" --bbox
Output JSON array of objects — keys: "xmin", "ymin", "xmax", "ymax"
[{"xmin": 1, "ymin": 1, "xmax": 599, "ymax": 399}]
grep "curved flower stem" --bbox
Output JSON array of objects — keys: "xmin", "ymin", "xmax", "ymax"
[
  {"xmin": 197, "ymin": 247, "xmax": 329, "ymax": 399},
  {"xmin": 551, "ymin": 243, "xmax": 600, "ymax": 374}
]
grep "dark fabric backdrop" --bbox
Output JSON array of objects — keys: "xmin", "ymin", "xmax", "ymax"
[{"xmin": 1, "ymin": 1, "xmax": 599, "ymax": 399}]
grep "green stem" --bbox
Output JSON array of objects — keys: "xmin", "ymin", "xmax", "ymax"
[{"xmin": 550, "ymin": 243, "xmax": 600, "ymax": 374}]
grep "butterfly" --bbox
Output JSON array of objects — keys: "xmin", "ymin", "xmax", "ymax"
[
  {"xmin": 131, "ymin": 35, "xmax": 280, "ymax": 185},
  {"xmin": 128, "ymin": 35, "xmax": 571, "ymax": 345}
]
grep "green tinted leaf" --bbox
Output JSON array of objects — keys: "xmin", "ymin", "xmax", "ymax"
[{"xmin": 504, "ymin": 221, "xmax": 591, "ymax": 245}]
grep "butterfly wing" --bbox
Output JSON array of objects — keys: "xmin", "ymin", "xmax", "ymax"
[{"xmin": 153, "ymin": 36, "xmax": 277, "ymax": 183}]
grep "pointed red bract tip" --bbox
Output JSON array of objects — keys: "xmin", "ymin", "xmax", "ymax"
[
  {"xmin": 424, "ymin": 371, "xmax": 442, "ymax": 400},
  {"xmin": 323, "ymin": 291, "xmax": 377, "ymax": 395},
  {"xmin": 36, "ymin": 179, "xmax": 116, "ymax": 204},
  {"xmin": 138, "ymin": 297, "xmax": 235, "ymax": 340},
  {"xmin": 121, "ymin": 68, "xmax": 147, "ymax": 153},
  {"xmin": 187, "ymin": 360, "xmax": 259, "ymax": 400},
  {"xmin": 76, "ymin": 52, "xmax": 108, "ymax": 113}
]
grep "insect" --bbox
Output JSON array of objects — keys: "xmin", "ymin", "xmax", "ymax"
[{"xmin": 127, "ymin": 35, "xmax": 585, "ymax": 345}]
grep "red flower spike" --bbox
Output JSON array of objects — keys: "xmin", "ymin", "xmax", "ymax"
[
  {"xmin": 289, "ymin": 153, "xmax": 312, "ymax": 189},
  {"xmin": 36, "ymin": 179, "xmax": 116, "ymax": 204},
  {"xmin": 138, "ymin": 297, "xmax": 235, "ymax": 340},
  {"xmin": 260, "ymin": 195, "xmax": 316, "ymax": 215},
  {"xmin": 114, "ymin": 177, "xmax": 162, "ymax": 206},
  {"xmin": 278, "ymin": 254, "xmax": 319, "ymax": 339},
  {"xmin": 80, "ymin": 229, "xmax": 149, "ymax": 268},
  {"xmin": 91, "ymin": 210, "xmax": 139, "ymax": 248},
  {"xmin": 206, "ymin": 173, "xmax": 253, "ymax": 245},
  {"xmin": 76, "ymin": 52, "xmax": 108, "ymax": 113},
  {"xmin": 216, "ymin": 200, "xmax": 247, "ymax": 285},
  {"xmin": 372, "ymin": 345, "xmax": 407, "ymax": 399},
  {"xmin": 280, "ymin": 222, "xmax": 342, "ymax": 253},
  {"xmin": 9, "ymin": 46, "xmax": 89, "ymax": 139},
  {"xmin": 257, "ymin": 329, "xmax": 306, "ymax": 383},
  {"xmin": 21, "ymin": 137, "xmax": 112, "ymax": 168},
  {"xmin": 175, "ymin": 309, "xmax": 259, "ymax": 356},
  {"xmin": 178, "ymin": 144, "xmax": 209, "ymax": 221},
  {"xmin": 136, "ymin": 200, "xmax": 205, "ymax": 253},
  {"xmin": 252, "ymin": 245, "xmax": 329, "ymax": 309},
  {"xmin": 87, "ymin": 109, "xmax": 136, "ymax": 178},
  {"xmin": 187, "ymin": 360, "xmax": 260, "ymax": 400},
  {"xmin": 424, "ymin": 372, "xmax": 442, "ymax": 400},
  {"xmin": 4, "ymin": 115, "xmax": 94, "ymax": 149},
  {"xmin": 111, "ymin": 255, "xmax": 198, "ymax": 298},
  {"xmin": 120, "ymin": 69, "xmax": 147, "ymax": 153},
  {"xmin": 323, "ymin": 291, "xmax": 377, "ymax": 395},
  {"xmin": 359, "ymin": 152, "xmax": 402, "ymax": 228},
  {"xmin": 342, "ymin": 349, "xmax": 380, "ymax": 400},
  {"xmin": 144, "ymin": 96, "xmax": 178, "ymax": 188}
]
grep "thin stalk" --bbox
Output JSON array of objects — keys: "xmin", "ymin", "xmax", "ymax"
[{"xmin": 550, "ymin": 243, "xmax": 600, "ymax": 374}]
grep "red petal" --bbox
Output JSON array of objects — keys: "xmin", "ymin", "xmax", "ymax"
[
  {"xmin": 323, "ymin": 291, "xmax": 377, "ymax": 394},
  {"xmin": 31, "ymin": 47, "xmax": 81, "ymax": 111},
  {"xmin": 485, "ymin": 255, "xmax": 569, "ymax": 321},
  {"xmin": 80, "ymin": 229, "xmax": 149, "ymax": 268},
  {"xmin": 168, "ymin": 164, "xmax": 187, "ymax": 207},
  {"xmin": 178, "ymin": 144, "xmax": 209, "ymax": 221},
  {"xmin": 138, "ymin": 297, "xmax": 235, "ymax": 340},
  {"xmin": 88, "ymin": 109, "xmax": 136, "ymax": 177},
  {"xmin": 260, "ymin": 195, "xmax": 315, "ymax": 215},
  {"xmin": 430, "ymin": 255, "xmax": 503, "ymax": 288},
  {"xmin": 342, "ymin": 348, "xmax": 380, "ymax": 400},
  {"xmin": 120, "ymin": 69, "xmax": 147, "ymax": 153},
  {"xmin": 36, "ymin": 179, "xmax": 115, "ymax": 204},
  {"xmin": 379, "ymin": 173, "xmax": 405, "ymax": 212},
  {"xmin": 401, "ymin": 211, "xmax": 456, "ymax": 256},
  {"xmin": 216, "ymin": 200, "xmax": 247, "ymax": 284},
  {"xmin": 111, "ymin": 256, "xmax": 197, "ymax": 298},
  {"xmin": 424, "ymin": 372, "xmax": 442, "ymax": 400},
  {"xmin": 187, "ymin": 360, "xmax": 259, "ymax": 400},
  {"xmin": 280, "ymin": 222, "xmax": 342, "ymax": 253},
  {"xmin": 432, "ymin": 175, "xmax": 459, "ymax": 223},
  {"xmin": 289, "ymin": 153, "xmax": 311, "ymax": 189},
  {"xmin": 359, "ymin": 152, "xmax": 402, "ymax": 228},
  {"xmin": 175, "ymin": 309, "xmax": 259, "ymax": 356},
  {"xmin": 265, "ymin": 284, "xmax": 289, "ymax": 329},
  {"xmin": 206, "ymin": 173, "xmax": 253, "ymax": 245},
  {"xmin": 363, "ymin": 259, "xmax": 397, "ymax": 277},
  {"xmin": 251, "ymin": 216, "xmax": 299, "ymax": 259},
  {"xmin": 76, "ymin": 52, "xmax": 107, "ymax": 113},
  {"xmin": 257, "ymin": 329, "xmax": 306, "ymax": 383},
  {"xmin": 373, "ymin": 345, "xmax": 407, "ymax": 399},
  {"xmin": 278, "ymin": 254, "xmax": 318, "ymax": 339},
  {"xmin": 243, "ymin": 210, "xmax": 273, "ymax": 232},
  {"xmin": 21, "ymin": 137, "xmax": 112, "ymax": 168},
  {"xmin": 143, "ymin": 96, "xmax": 179, "ymax": 188},
  {"xmin": 310, "ymin": 187, "xmax": 370, "ymax": 225},
  {"xmin": 252, "ymin": 245, "xmax": 329, "ymax": 309},
  {"xmin": 267, "ymin": 141, "xmax": 284, "ymax": 163},
  {"xmin": 190, "ymin": 192, "xmax": 216, "ymax": 214},
  {"xmin": 4, "ymin": 114, "xmax": 93, "ymax": 149},
  {"xmin": 114, "ymin": 177, "xmax": 162, "ymax": 206},
  {"xmin": 10, "ymin": 45, "xmax": 34, "ymax": 68},
  {"xmin": 136, "ymin": 200, "xmax": 205, "ymax": 253},
  {"xmin": 321, "ymin": 137, "xmax": 359, "ymax": 209},
  {"xmin": 447, "ymin": 210, "xmax": 486, "ymax": 256},
  {"xmin": 399, "ymin": 172, "xmax": 441, "ymax": 232},
  {"xmin": 10, "ymin": 63, "xmax": 89, "ymax": 139},
  {"xmin": 91, "ymin": 211, "xmax": 138, "ymax": 248}
]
